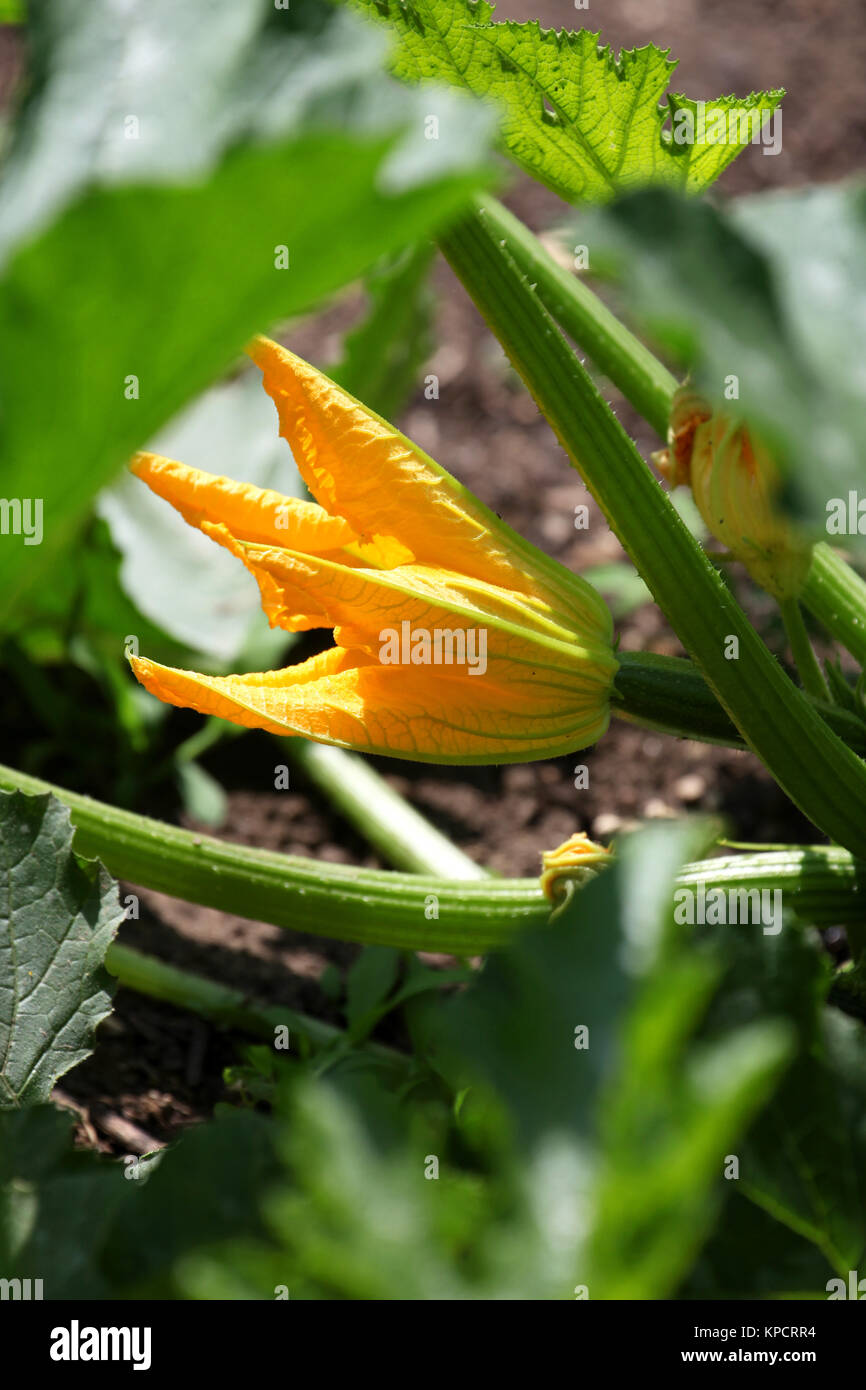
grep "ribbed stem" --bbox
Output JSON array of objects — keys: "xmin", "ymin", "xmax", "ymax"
[
  {"xmin": 612, "ymin": 652, "xmax": 866, "ymax": 755},
  {"xmin": 481, "ymin": 195, "xmax": 866, "ymax": 675},
  {"xmin": 1, "ymin": 764, "xmax": 864, "ymax": 949},
  {"xmin": 802, "ymin": 543, "xmax": 866, "ymax": 666},
  {"xmin": 0, "ymin": 761, "xmax": 538, "ymax": 953},
  {"xmin": 439, "ymin": 206, "xmax": 866, "ymax": 860},
  {"xmin": 478, "ymin": 194, "xmax": 677, "ymax": 438}
]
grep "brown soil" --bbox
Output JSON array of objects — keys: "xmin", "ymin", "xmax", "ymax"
[{"xmin": 53, "ymin": 0, "xmax": 866, "ymax": 1152}]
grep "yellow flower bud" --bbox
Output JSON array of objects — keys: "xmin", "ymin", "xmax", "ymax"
[{"xmin": 656, "ymin": 386, "xmax": 812, "ymax": 601}]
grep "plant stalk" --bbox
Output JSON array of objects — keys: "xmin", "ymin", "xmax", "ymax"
[
  {"xmin": 612, "ymin": 651, "xmax": 866, "ymax": 755},
  {"xmin": 802, "ymin": 544, "xmax": 866, "ymax": 667},
  {"xmin": 282, "ymin": 736, "xmax": 485, "ymax": 879},
  {"xmin": 439, "ymin": 205, "xmax": 866, "ymax": 862},
  {"xmin": 104, "ymin": 942, "xmax": 408, "ymax": 1068},
  {"xmin": 479, "ymin": 196, "xmax": 866, "ymax": 669},
  {"xmin": 476, "ymin": 194, "xmax": 677, "ymax": 438},
  {"xmin": 779, "ymin": 598, "xmax": 830, "ymax": 702},
  {"xmin": 1, "ymin": 763, "xmax": 864, "ymax": 951}
]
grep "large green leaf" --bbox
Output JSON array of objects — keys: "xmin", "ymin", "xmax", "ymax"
[
  {"xmin": 678, "ymin": 903, "xmax": 866, "ymax": 1288},
  {"xmin": 0, "ymin": 1107, "xmax": 124, "ymax": 1299},
  {"xmin": 682, "ymin": 1188, "xmax": 836, "ymax": 1300},
  {"xmin": 0, "ymin": 1103, "xmax": 280, "ymax": 1299},
  {"xmin": 0, "ymin": 0, "xmax": 494, "ymax": 623},
  {"xmin": 347, "ymin": 0, "xmax": 782, "ymax": 203},
  {"xmin": 582, "ymin": 183, "xmax": 866, "ymax": 536},
  {"xmin": 0, "ymin": 791, "xmax": 122, "ymax": 1107},
  {"xmin": 445, "ymin": 822, "xmax": 792, "ymax": 1298},
  {"xmin": 739, "ymin": 1011, "xmax": 866, "ymax": 1277}
]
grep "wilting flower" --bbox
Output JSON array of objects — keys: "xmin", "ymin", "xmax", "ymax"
[
  {"xmin": 540, "ymin": 831, "xmax": 613, "ymax": 904},
  {"xmin": 654, "ymin": 385, "xmax": 811, "ymax": 601},
  {"xmin": 129, "ymin": 338, "xmax": 618, "ymax": 763}
]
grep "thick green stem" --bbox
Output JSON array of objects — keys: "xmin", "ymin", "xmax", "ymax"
[
  {"xmin": 779, "ymin": 598, "xmax": 830, "ymax": 702},
  {"xmin": 282, "ymin": 737, "xmax": 485, "ymax": 880},
  {"xmin": 478, "ymin": 195, "xmax": 677, "ymax": 438},
  {"xmin": 802, "ymin": 543, "xmax": 866, "ymax": 667},
  {"xmin": 439, "ymin": 206, "xmax": 866, "ymax": 859},
  {"xmin": 612, "ymin": 652, "xmax": 866, "ymax": 756},
  {"xmin": 483, "ymin": 195, "xmax": 866, "ymax": 670},
  {"xmin": 0, "ymin": 763, "xmax": 864, "ymax": 949},
  {"xmin": 0, "ymin": 761, "xmax": 537, "ymax": 953}
]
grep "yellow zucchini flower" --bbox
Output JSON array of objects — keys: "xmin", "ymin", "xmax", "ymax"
[
  {"xmin": 655, "ymin": 385, "xmax": 811, "ymax": 601},
  {"xmin": 128, "ymin": 337, "xmax": 617, "ymax": 764}
]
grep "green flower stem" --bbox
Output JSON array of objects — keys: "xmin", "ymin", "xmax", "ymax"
[
  {"xmin": 282, "ymin": 737, "xmax": 486, "ymax": 879},
  {"xmin": 0, "ymin": 763, "xmax": 864, "ymax": 949},
  {"xmin": 779, "ymin": 598, "xmax": 831, "ymax": 702},
  {"xmin": 481, "ymin": 196, "xmax": 866, "ymax": 668},
  {"xmin": 802, "ymin": 543, "xmax": 866, "ymax": 667},
  {"xmin": 104, "ymin": 942, "xmax": 409, "ymax": 1068},
  {"xmin": 478, "ymin": 194, "xmax": 677, "ymax": 439},
  {"xmin": 612, "ymin": 652, "xmax": 866, "ymax": 757},
  {"xmin": 439, "ymin": 206, "xmax": 866, "ymax": 860}
]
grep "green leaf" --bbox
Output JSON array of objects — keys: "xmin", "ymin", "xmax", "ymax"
[
  {"xmin": 446, "ymin": 822, "xmax": 792, "ymax": 1297},
  {"xmin": 163, "ymin": 825, "xmax": 794, "ymax": 1301},
  {"xmin": 682, "ymin": 1188, "xmax": 836, "ymax": 1300},
  {"xmin": 583, "ymin": 183, "xmax": 866, "ymax": 537},
  {"xmin": 683, "ymin": 905, "xmax": 866, "ymax": 1285},
  {"xmin": 739, "ymin": 1010, "xmax": 866, "ymax": 1276},
  {"xmin": 0, "ymin": 0, "xmax": 494, "ymax": 624},
  {"xmin": 2, "ymin": 518, "xmax": 187, "ymax": 669},
  {"xmin": 104, "ymin": 1108, "xmax": 281, "ymax": 1293},
  {"xmin": 348, "ymin": 0, "xmax": 782, "ymax": 203},
  {"xmin": 0, "ymin": 1102, "xmax": 281, "ymax": 1298},
  {"xmin": 179, "ymin": 1076, "xmax": 487, "ymax": 1300},
  {"xmin": 0, "ymin": 1106, "xmax": 125, "ymax": 1299},
  {"xmin": 332, "ymin": 242, "xmax": 436, "ymax": 419},
  {"xmin": 0, "ymin": 791, "xmax": 123, "ymax": 1107},
  {"xmin": 581, "ymin": 562, "xmax": 651, "ymax": 619},
  {"xmin": 175, "ymin": 761, "xmax": 228, "ymax": 831},
  {"xmin": 345, "ymin": 947, "xmax": 402, "ymax": 1038}
]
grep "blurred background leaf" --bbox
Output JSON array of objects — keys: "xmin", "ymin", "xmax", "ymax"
[
  {"xmin": 0, "ymin": 1106, "xmax": 125, "ymax": 1300},
  {"xmin": 579, "ymin": 183, "xmax": 866, "ymax": 537},
  {"xmin": 3, "ymin": 821, "xmax": 862, "ymax": 1299},
  {"xmin": 331, "ymin": 241, "xmax": 436, "ymax": 419},
  {"xmin": 0, "ymin": 0, "xmax": 495, "ymax": 624}
]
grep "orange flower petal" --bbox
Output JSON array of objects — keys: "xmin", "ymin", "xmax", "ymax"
[
  {"xmin": 222, "ymin": 539, "xmax": 617, "ymax": 691},
  {"xmin": 130, "ymin": 651, "xmax": 611, "ymax": 763},
  {"xmin": 131, "ymin": 452, "xmax": 356, "ymax": 552},
  {"xmin": 247, "ymin": 336, "xmax": 608, "ymax": 635}
]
